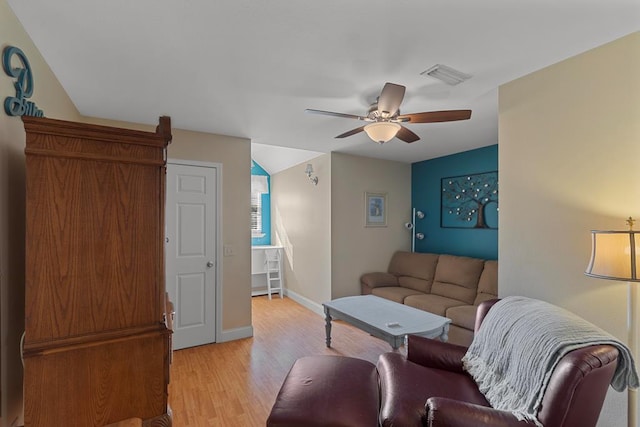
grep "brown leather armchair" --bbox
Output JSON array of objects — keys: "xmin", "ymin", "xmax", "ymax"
[{"xmin": 376, "ymin": 299, "xmax": 620, "ymax": 427}]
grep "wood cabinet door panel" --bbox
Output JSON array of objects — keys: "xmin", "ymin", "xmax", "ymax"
[
  {"xmin": 24, "ymin": 333, "xmax": 169, "ymax": 427},
  {"xmin": 26, "ymin": 156, "xmax": 161, "ymax": 343}
]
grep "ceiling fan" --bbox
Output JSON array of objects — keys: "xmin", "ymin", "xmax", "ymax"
[{"xmin": 305, "ymin": 82, "xmax": 471, "ymax": 144}]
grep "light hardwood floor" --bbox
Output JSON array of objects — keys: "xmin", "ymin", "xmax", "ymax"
[{"xmin": 168, "ymin": 295, "xmax": 392, "ymax": 426}]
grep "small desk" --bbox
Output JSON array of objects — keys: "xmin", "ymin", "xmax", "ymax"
[
  {"xmin": 251, "ymin": 245, "xmax": 284, "ymax": 296},
  {"xmin": 323, "ymin": 295, "xmax": 451, "ymax": 350}
]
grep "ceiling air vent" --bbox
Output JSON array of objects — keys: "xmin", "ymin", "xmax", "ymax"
[{"xmin": 421, "ymin": 64, "xmax": 471, "ymax": 86}]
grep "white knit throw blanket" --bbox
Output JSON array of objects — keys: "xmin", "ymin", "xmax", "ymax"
[{"xmin": 462, "ymin": 296, "xmax": 639, "ymax": 426}]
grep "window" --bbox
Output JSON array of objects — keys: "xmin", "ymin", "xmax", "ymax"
[
  {"xmin": 251, "ymin": 175, "xmax": 268, "ymax": 238},
  {"xmin": 251, "ymin": 192, "xmax": 263, "ymax": 237}
]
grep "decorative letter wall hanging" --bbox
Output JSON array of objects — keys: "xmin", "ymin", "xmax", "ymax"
[{"xmin": 2, "ymin": 46, "xmax": 44, "ymax": 117}]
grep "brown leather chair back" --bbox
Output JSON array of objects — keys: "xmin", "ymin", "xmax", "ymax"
[{"xmin": 474, "ymin": 299, "xmax": 619, "ymax": 427}]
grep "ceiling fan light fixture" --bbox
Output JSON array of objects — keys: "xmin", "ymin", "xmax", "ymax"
[
  {"xmin": 421, "ymin": 64, "xmax": 472, "ymax": 86},
  {"xmin": 364, "ymin": 122, "xmax": 401, "ymax": 144}
]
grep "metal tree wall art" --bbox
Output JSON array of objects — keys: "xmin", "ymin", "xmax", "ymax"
[{"xmin": 441, "ymin": 171, "xmax": 498, "ymax": 229}]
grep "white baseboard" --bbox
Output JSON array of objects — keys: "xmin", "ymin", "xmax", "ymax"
[
  {"xmin": 218, "ymin": 325, "xmax": 254, "ymax": 343},
  {"xmin": 284, "ymin": 289, "xmax": 325, "ymax": 317},
  {"xmin": 218, "ymin": 291, "xmax": 322, "ymax": 343}
]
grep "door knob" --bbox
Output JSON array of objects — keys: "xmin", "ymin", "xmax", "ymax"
[{"xmin": 206, "ymin": 261, "xmax": 214, "ymax": 268}]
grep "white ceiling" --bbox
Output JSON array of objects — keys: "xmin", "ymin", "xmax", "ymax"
[{"xmin": 8, "ymin": 1, "xmax": 639, "ymax": 174}]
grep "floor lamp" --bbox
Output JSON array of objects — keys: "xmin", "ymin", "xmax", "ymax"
[
  {"xmin": 585, "ymin": 217, "xmax": 639, "ymax": 427},
  {"xmin": 405, "ymin": 208, "xmax": 425, "ymax": 252}
]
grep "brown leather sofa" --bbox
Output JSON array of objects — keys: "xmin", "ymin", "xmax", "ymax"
[
  {"xmin": 267, "ymin": 300, "xmax": 619, "ymax": 427},
  {"xmin": 361, "ymin": 251, "xmax": 497, "ymax": 346}
]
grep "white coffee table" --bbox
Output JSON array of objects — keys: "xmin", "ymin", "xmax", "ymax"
[{"xmin": 323, "ymin": 295, "xmax": 451, "ymax": 350}]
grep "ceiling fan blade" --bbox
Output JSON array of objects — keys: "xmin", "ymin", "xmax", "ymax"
[
  {"xmin": 335, "ymin": 126, "xmax": 365, "ymax": 139},
  {"xmin": 396, "ymin": 126, "xmax": 420, "ymax": 143},
  {"xmin": 377, "ymin": 83, "xmax": 406, "ymax": 118},
  {"xmin": 305, "ymin": 109, "xmax": 368, "ymax": 121},
  {"xmin": 397, "ymin": 110, "xmax": 472, "ymax": 123}
]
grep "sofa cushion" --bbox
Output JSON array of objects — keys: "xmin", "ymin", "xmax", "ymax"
[
  {"xmin": 398, "ymin": 276, "xmax": 432, "ymax": 293},
  {"xmin": 388, "ymin": 251, "xmax": 439, "ymax": 282},
  {"xmin": 474, "ymin": 260, "xmax": 498, "ymax": 304},
  {"xmin": 404, "ymin": 294, "xmax": 465, "ymax": 316},
  {"xmin": 377, "ymin": 352, "xmax": 489, "ymax": 427},
  {"xmin": 447, "ymin": 325, "xmax": 474, "ymax": 348},
  {"xmin": 360, "ymin": 272, "xmax": 398, "ymax": 288},
  {"xmin": 372, "ymin": 286, "xmax": 424, "ymax": 304},
  {"xmin": 431, "ymin": 255, "xmax": 484, "ymax": 304},
  {"xmin": 446, "ymin": 305, "xmax": 477, "ymax": 331}
]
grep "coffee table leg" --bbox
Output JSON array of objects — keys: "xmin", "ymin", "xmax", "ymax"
[
  {"xmin": 324, "ymin": 307, "xmax": 332, "ymax": 347},
  {"xmin": 391, "ymin": 337, "xmax": 400, "ymax": 351},
  {"xmin": 440, "ymin": 324, "xmax": 450, "ymax": 342}
]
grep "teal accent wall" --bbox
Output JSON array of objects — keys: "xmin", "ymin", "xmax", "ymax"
[
  {"xmin": 411, "ymin": 145, "xmax": 498, "ymax": 260},
  {"xmin": 251, "ymin": 160, "xmax": 271, "ymax": 246}
]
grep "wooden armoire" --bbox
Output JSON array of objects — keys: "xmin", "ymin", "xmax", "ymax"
[{"xmin": 22, "ymin": 116, "xmax": 174, "ymax": 426}]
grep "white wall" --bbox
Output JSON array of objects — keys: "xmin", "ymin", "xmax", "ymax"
[
  {"xmin": 271, "ymin": 152, "xmax": 411, "ymax": 311},
  {"xmin": 167, "ymin": 129, "xmax": 252, "ymax": 334},
  {"xmin": 331, "ymin": 152, "xmax": 411, "ymax": 298},
  {"xmin": 499, "ymin": 31, "xmax": 640, "ymax": 427},
  {"xmin": 271, "ymin": 155, "xmax": 332, "ymax": 309}
]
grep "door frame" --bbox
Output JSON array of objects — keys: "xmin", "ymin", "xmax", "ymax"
[{"xmin": 167, "ymin": 158, "xmax": 223, "ymax": 343}]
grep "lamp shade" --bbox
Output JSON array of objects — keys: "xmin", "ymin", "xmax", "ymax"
[
  {"xmin": 364, "ymin": 122, "xmax": 401, "ymax": 144},
  {"xmin": 585, "ymin": 230, "xmax": 639, "ymax": 282}
]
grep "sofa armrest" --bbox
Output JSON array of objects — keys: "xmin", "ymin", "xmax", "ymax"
[
  {"xmin": 360, "ymin": 272, "xmax": 398, "ymax": 294},
  {"xmin": 406, "ymin": 335, "xmax": 467, "ymax": 373},
  {"xmin": 426, "ymin": 397, "xmax": 536, "ymax": 427}
]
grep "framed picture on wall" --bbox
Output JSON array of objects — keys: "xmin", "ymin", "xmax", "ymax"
[
  {"xmin": 441, "ymin": 171, "xmax": 498, "ymax": 229},
  {"xmin": 365, "ymin": 192, "xmax": 387, "ymax": 227}
]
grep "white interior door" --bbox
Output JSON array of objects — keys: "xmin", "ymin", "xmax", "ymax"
[{"xmin": 166, "ymin": 162, "xmax": 217, "ymax": 350}]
